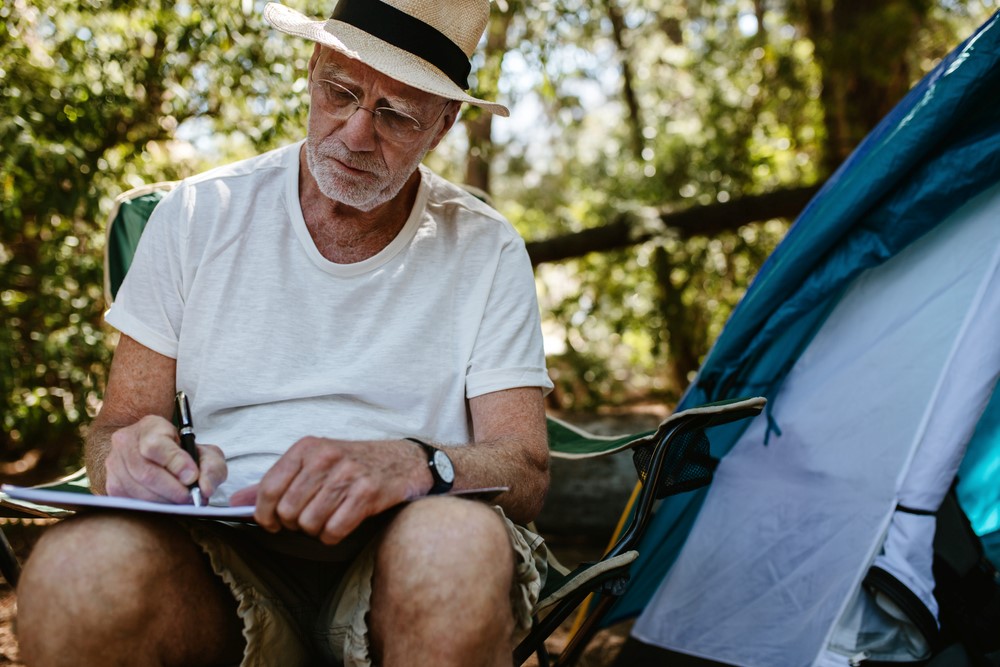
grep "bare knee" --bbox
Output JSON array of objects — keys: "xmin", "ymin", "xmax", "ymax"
[
  {"xmin": 370, "ymin": 499, "xmax": 515, "ymax": 664},
  {"xmin": 20, "ymin": 512, "xmax": 165, "ymax": 608},
  {"xmin": 379, "ymin": 497, "xmax": 513, "ymax": 579},
  {"xmin": 17, "ymin": 512, "xmax": 241, "ymax": 666},
  {"xmin": 20, "ymin": 511, "xmax": 190, "ymax": 599},
  {"xmin": 18, "ymin": 514, "xmax": 173, "ymax": 651}
]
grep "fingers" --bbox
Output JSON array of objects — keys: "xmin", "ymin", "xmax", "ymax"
[
  {"xmin": 253, "ymin": 444, "xmax": 307, "ymax": 532},
  {"xmin": 316, "ymin": 480, "xmax": 379, "ymax": 545},
  {"xmin": 255, "ymin": 442, "xmax": 342, "ymax": 533},
  {"xmin": 105, "ymin": 452, "xmax": 191, "ymax": 503},
  {"xmin": 274, "ymin": 465, "xmax": 329, "ymax": 532},
  {"xmin": 253, "ymin": 439, "xmax": 400, "ymax": 542},
  {"xmin": 229, "ymin": 483, "xmax": 259, "ymax": 507},
  {"xmin": 136, "ymin": 420, "xmax": 197, "ymax": 485},
  {"xmin": 195, "ymin": 444, "xmax": 228, "ymax": 499},
  {"xmin": 105, "ymin": 417, "xmax": 188, "ymax": 503},
  {"xmin": 104, "ymin": 415, "xmax": 227, "ymax": 505},
  {"xmin": 277, "ymin": 474, "xmax": 374, "ymax": 544},
  {"xmin": 297, "ymin": 478, "xmax": 353, "ymax": 538}
]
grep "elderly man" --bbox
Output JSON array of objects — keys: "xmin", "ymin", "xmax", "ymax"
[{"xmin": 16, "ymin": 1, "xmax": 553, "ymax": 666}]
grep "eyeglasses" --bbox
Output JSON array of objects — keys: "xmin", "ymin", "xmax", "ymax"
[{"xmin": 310, "ymin": 73, "xmax": 448, "ymax": 144}]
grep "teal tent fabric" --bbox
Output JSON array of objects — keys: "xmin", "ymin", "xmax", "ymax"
[
  {"xmin": 607, "ymin": 11, "xmax": 1000, "ymax": 624},
  {"xmin": 958, "ymin": 386, "xmax": 1000, "ymax": 564}
]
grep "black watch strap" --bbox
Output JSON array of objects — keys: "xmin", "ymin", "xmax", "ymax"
[{"xmin": 404, "ymin": 437, "xmax": 455, "ymax": 495}]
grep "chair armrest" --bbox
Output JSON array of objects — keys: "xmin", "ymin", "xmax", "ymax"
[
  {"xmin": 0, "ymin": 468, "xmax": 90, "ymax": 519},
  {"xmin": 547, "ymin": 397, "xmax": 766, "ymax": 461}
]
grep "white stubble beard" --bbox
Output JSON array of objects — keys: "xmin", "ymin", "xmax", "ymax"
[{"xmin": 304, "ymin": 128, "xmax": 429, "ymax": 212}]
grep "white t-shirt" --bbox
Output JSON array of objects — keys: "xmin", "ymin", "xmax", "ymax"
[{"xmin": 106, "ymin": 141, "xmax": 553, "ymax": 502}]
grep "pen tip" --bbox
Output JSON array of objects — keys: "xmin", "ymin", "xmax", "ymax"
[{"xmin": 191, "ymin": 487, "xmax": 204, "ymax": 508}]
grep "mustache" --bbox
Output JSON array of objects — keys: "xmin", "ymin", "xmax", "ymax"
[{"xmin": 312, "ymin": 139, "xmax": 388, "ymax": 176}]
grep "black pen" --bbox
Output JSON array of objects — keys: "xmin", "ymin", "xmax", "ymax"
[{"xmin": 175, "ymin": 391, "xmax": 204, "ymax": 507}]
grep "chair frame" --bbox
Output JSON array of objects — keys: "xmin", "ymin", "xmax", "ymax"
[{"xmin": 515, "ymin": 401, "xmax": 764, "ymax": 666}]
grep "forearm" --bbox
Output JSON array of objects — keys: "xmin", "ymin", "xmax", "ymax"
[
  {"xmin": 438, "ymin": 436, "xmax": 549, "ymax": 525},
  {"xmin": 86, "ymin": 334, "xmax": 179, "ymax": 495},
  {"xmin": 84, "ymin": 420, "xmax": 117, "ymax": 495},
  {"xmin": 448, "ymin": 386, "xmax": 550, "ymax": 524}
]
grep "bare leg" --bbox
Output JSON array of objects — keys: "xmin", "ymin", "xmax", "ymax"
[
  {"xmin": 17, "ymin": 511, "xmax": 245, "ymax": 667},
  {"xmin": 369, "ymin": 497, "xmax": 516, "ymax": 667}
]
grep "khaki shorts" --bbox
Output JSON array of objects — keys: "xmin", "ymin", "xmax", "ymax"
[{"xmin": 184, "ymin": 505, "xmax": 548, "ymax": 667}]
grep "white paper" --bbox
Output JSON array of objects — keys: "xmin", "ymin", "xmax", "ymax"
[
  {"xmin": 0, "ymin": 484, "xmax": 510, "ymax": 522},
  {"xmin": 0, "ymin": 485, "xmax": 256, "ymax": 519}
]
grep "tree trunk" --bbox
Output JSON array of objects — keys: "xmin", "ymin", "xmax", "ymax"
[
  {"xmin": 604, "ymin": 0, "xmax": 645, "ymax": 161},
  {"xmin": 653, "ymin": 247, "xmax": 703, "ymax": 394},
  {"xmin": 795, "ymin": 0, "xmax": 929, "ymax": 173},
  {"xmin": 526, "ymin": 184, "xmax": 821, "ymax": 265},
  {"xmin": 463, "ymin": 5, "xmax": 514, "ymax": 194}
]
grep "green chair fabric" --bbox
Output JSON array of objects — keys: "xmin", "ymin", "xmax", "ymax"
[
  {"xmin": 0, "ymin": 469, "xmax": 90, "ymax": 519},
  {"xmin": 103, "ymin": 182, "xmax": 177, "ymax": 304}
]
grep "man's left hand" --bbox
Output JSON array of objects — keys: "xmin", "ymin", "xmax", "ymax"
[{"xmin": 229, "ymin": 437, "xmax": 430, "ymax": 544}]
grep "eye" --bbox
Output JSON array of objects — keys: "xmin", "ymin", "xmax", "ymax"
[
  {"xmin": 377, "ymin": 108, "xmax": 422, "ymax": 133},
  {"xmin": 327, "ymin": 89, "xmax": 357, "ymax": 107},
  {"xmin": 317, "ymin": 80, "xmax": 358, "ymax": 108}
]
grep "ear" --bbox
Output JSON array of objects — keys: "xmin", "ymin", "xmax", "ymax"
[{"xmin": 427, "ymin": 101, "xmax": 462, "ymax": 151}]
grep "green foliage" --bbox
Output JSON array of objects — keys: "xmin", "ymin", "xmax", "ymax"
[
  {"xmin": 0, "ymin": 0, "xmax": 995, "ymax": 478},
  {"xmin": 488, "ymin": 0, "xmax": 991, "ymax": 409},
  {"xmin": 486, "ymin": 0, "xmax": 819, "ymax": 407},
  {"xmin": 0, "ymin": 0, "xmax": 322, "ymax": 480}
]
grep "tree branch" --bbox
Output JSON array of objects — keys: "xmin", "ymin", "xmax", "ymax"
[
  {"xmin": 604, "ymin": 0, "xmax": 644, "ymax": 160},
  {"xmin": 526, "ymin": 183, "xmax": 822, "ymax": 266}
]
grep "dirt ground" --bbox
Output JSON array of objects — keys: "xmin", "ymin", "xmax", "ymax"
[
  {"xmin": 0, "ymin": 520, "xmax": 43, "ymax": 666},
  {"xmin": 0, "ymin": 522, "xmax": 631, "ymax": 666},
  {"xmin": 527, "ymin": 622, "xmax": 633, "ymax": 667},
  {"xmin": 0, "ymin": 584, "xmax": 18, "ymax": 666}
]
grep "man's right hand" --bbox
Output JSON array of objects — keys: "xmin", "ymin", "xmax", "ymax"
[{"xmin": 103, "ymin": 415, "xmax": 227, "ymax": 504}]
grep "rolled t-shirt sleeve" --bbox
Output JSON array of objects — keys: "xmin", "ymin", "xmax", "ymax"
[
  {"xmin": 465, "ymin": 235, "xmax": 554, "ymax": 398},
  {"xmin": 104, "ymin": 186, "xmax": 189, "ymax": 359}
]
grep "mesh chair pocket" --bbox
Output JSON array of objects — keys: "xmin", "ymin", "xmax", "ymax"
[{"xmin": 632, "ymin": 430, "xmax": 718, "ymax": 499}]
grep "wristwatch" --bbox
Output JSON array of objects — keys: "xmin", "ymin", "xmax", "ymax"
[{"xmin": 405, "ymin": 438, "xmax": 455, "ymax": 495}]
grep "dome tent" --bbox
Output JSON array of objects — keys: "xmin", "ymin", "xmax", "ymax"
[{"xmin": 607, "ymin": 11, "xmax": 1000, "ymax": 666}]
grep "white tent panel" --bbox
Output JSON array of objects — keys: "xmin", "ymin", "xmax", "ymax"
[
  {"xmin": 633, "ymin": 184, "xmax": 1000, "ymax": 667},
  {"xmin": 869, "ymin": 198, "xmax": 1000, "ymax": 628}
]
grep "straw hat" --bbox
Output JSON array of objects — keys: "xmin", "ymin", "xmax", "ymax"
[{"xmin": 263, "ymin": 0, "xmax": 509, "ymax": 116}]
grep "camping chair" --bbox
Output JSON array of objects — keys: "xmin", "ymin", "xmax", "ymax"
[{"xmin": 0, "ymin": 182, "xmax": 766, "ymax": 665}]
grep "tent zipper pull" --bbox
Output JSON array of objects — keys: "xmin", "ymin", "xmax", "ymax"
[{"xmin": 848, "ymin": 650, "xmax": 870, "ymax": 666}]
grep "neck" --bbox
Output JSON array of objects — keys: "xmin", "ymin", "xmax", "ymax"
[{"xmin": 298, "ymin": 146, "xmax": 420, "ymax": 264}]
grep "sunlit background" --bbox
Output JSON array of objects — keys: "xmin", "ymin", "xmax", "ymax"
[{"xmin": 2, "ymin": 0, "xmax": 996, "ymax": 482}]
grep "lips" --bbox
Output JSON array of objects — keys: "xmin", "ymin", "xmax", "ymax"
[
  {"xmin": 333, "ymin": 156, "xmax": 370, "ymax": 176},
  {"xmin": 321, "ymin": 143, "xmax": 385, "ymax": 179}
]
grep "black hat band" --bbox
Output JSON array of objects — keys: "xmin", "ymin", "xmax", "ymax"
[{"xmin": 331, "ymin": 0, "xmax": 472, "ymax": 89}]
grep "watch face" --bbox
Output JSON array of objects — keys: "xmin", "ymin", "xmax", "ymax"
[{"xmin": 433, "ymin": 450, "xmax": 455, "ymax": 483}]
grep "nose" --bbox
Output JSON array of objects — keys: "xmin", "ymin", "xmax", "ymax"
[{"xmin": 339, "ymin": 105, "xmax": 378, "ymax": 153}]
